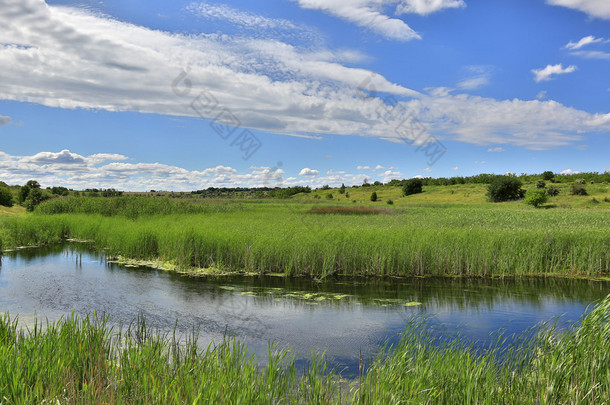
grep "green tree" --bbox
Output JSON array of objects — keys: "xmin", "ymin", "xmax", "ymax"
[
  {"xmin": 18, "ymin": 185, "xmax": 30, "ymax": 204},
  {"xmin": 541, "ymin": 171, "xmax": 555, "ymax": 181},
  {"xmin": 25, "ymin": 188, "xmax": 43, "ymax": 212},
  {"xmin": 26, "ymin": 180, "xmax": 41, "ymax": 189},
  {"xmin": 487, "ymin": 176, "xmax": 525, "ymax": 202},
  {"xmin": 402, "ymin": 179, "xmax": 423, "ymax": 196},
  {"xmin": 524, "ymin": 189, "xmax": 548, "ymax": 208},
  {"xmin": 370, "ymin": 191, "xmax": 378, "ymax": 202},
  {"xmin": 536, "ymin": 180, "xmax": 546, "ymax": 189},
  {"xmin": 0, "ymin": 186, "xmax": 13, "ymax": 207},
  {"xmin": 51, "ymin": 186, "xmax": 69, "ymax": 196},
  {"xmin": 338, "ymin": 183, "xmax": 346, "ymax": 194}
]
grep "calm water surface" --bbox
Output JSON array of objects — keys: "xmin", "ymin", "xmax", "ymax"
[{"xmin": 1, "ymin": 243, "xmax": 609, "ymax": 375}]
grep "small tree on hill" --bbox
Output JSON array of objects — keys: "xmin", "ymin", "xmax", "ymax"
[
  {"xmin": 525, "ymin": 189, "xmax": 548, "ymax": 208},
  {"xmin": 541, "ymin": 171, "xmax": 555, "ymax": 181},
  {"xmin": 26, "ymin": 180, "xmax": 41, "ymax": 189},
  {"xmin": 487, "ymin": 176, "xmax": 525, "ymax": 202},
  {"xmin": 402, "ymin": 179, "xmax": 423, "ymax": 196},
  {"xmin": 370, "ymin": 191, "xmax": 377, "ymax": 202},
  {"xmin": 338, "ymin": 183, "xmax": 346, "ymax": 194}
]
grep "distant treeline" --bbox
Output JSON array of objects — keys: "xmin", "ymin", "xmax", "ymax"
[
  {"xmin": 386, "ymin": 171, "xmax": 610, "ymax": 187},
  {"xmin": 191, "ymin": 186, "xmax": 311, "ymax": 198}
]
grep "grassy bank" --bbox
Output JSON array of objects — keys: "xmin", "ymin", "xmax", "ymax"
[
  {"xmin": 3, "ymin": 296, "xmax": 610, "ymax": 403},
  {"xmin": 1, "ymin": 196, "xmax": 610, "ymax": 278}
]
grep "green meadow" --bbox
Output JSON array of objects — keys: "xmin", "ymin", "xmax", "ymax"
[{"xmin": 1, "ymin": 181, "xmax": 610, "ymax": 278}]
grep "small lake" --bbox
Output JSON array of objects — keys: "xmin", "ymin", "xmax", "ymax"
[{"xmin": 1, "ymin": 243, "xmax": 609, "ymax": 376}]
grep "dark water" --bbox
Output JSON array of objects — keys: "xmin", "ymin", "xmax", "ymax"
[{"xmin": 1, "ymin": 243, "xmax": 609, "ymax": 375}]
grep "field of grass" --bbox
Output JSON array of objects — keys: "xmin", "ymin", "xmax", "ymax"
[
  {"xmin": 3, "ymin": 295, "xmax": 610, "ymax": 404},
  {"xmin": 0, "ymin": 190, "xmax": 609, "ymax": 278},
  {"xmin": 298, "ymin": 182, "xmax": 610, "ymax": 209}
]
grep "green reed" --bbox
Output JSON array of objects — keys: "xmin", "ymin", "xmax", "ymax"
[
  {"xmin": 1, "ymin": 201, "xmax": 610, "ymax": 277},
  {"xmin": 3, "ymin": 296, "xmax": 610, "ymax": 403}
]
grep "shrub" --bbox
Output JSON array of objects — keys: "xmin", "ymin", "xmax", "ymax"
[
  {"xmin": 325, "ymin": 193, "xmax": 333, "ymax": 200},
  {"xmin": 402, "ymin": 179, "xmax": 423, "ymax": 196},
  {"xmin": 386, "ymin": 199, "xmax": 394, "ymax": 205},
  {"xmin": 575, "ymin": 178, "xmax": 586, "ymax": 185},
  {"xmin": 487, "ymin": 176, "xmax": 525, "ymax": 202},
  {"xmin": 0, "ymin": 186, "xmax": 13, "ymax": 207},
  {"xmin": 51, "ymin": 186, "xmax": 69, "ymax": 196},
  {"xmin": 536, "ymin": 180, "xmax": 546, "ymax": 189},
  {"xmin": 547, "ymin": 186, "xmax": 559, "ymax": 196},
  {"xmin": 571, "ymin": 185, "xmax": 588, "ymax": 196},
  {"xmin": 590, "ymin": 197, "xmax": 600, "ymax": 204},
  {"xmin": 370, "ymin": 192, "xmax": 378, "ymax": 202},
  {"xmin": 541, "ymin": 171, "xmax": 555, "ymax": 181},
  {"xmin": 338, "ymin": 184, "xmax": 346, "ymax": 194},
  {"xmin": 524, "ymin": 189, "xmax": 548, "ymax": 208}
]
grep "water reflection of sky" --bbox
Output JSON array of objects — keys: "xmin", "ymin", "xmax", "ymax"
[{"xmin": 1, "ymin": 244, "xmax": 608, "ymax": 376}]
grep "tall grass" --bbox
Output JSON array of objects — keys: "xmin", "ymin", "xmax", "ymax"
[
  {"xmin": 35, "ymin": 196, "xmax": 241, "ymax": 218},
  {"xmin": 1, "ymin": 203, "xmax": 610, "ymax": 277},
  {"xmin": 357, "ymin": 295, "xmax": 610, "ymax": 404},
  {"xmin": 3, "ymin": 296, "xmax": 610, "ymax": 403},
  {"xmin": 0, "ymin": 313, "xmax": 337, "ymax": 404}
]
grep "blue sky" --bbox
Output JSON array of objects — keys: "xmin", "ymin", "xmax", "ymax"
[{"xmin": 0, "ymin": 0, "xmax": 609, "ymax": 190}]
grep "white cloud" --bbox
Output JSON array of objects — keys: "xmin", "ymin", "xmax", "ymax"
[
  {"xmin": 532, "ymin": 64, "xmax": 577, "ymax": 82},
  {"xmin": 423, "ymin": 167, "xmax": 432, "ymax": 172},
  {"xmin": 413, "ymin": 90, "xmax": 608, "ymax": 150},
  {"xmin": 374, "ymin": 164, "xmax": 385, "ymax": 170},
  {"xmin": 395, "ymin": 0, "xmax": 466, "ymax": 16},
  {"xmin": 357, "ymin": 165, "xmax": 371, "ymax": 170},
  {"xmin": 0, "ymin": 115, "xmax": 10, "ymax": 125},
  {"xmin": 293, "ymin": 0, "xmax": 420, "ymax": 41},
  {"xmin": 0, "ymin": 1, "xmax": 608, "ymax": 153},
  {"xmin": 87, "ymin": 153, "xmax": 129, "ymax": 165},
  {"xmin": 586, "ymin": 112, "xmax": 610, "ymax": 126},
  {"xmin": 0, "ymin": 149, "xmax": 323, "ymax": 190},
  {"xmin": 547, "ymin": 0, "xmax": 610, "ymax": 19},
  {"xmin": 570, "ymin": 50, "xmax": 610, "ymax": 60},
  {"xmin": 292, "ymin": 1, "xmax": 465, "ymax": 41},
  {"xmin": 380, "ymin": 170, "xmax": 402, "ymax": 182},
  {"xmin": 487, "ymin": 147, "xmax": 505, "ymax": 152},
  {"xmin": 560, "ymin": 168, "xmax": 581, "ymax": 175},
  {"xmin": 565, "ymin": 35, "xmax": 604, "ymax": 50},
  {"xmin": 451, "ymin": 166, "xmax": 459, "ymax": 171},
  {"xmin": 0, "ymin": 0, "xmax": 420, "ymax": 141},
  {"xmin": 187, "ymin": 2, "xmax": 300, "ymax": 31},
  {"xmin": 457, "ymin": 65, "xmax": 491, "ymax": 90},
  {"xmin": 298, "ymin": 167, "xmax": 319, "ymax": 176},
  {"xmin": 536, "ymin": 91, "xmax": 547, "ymax": 100}
]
